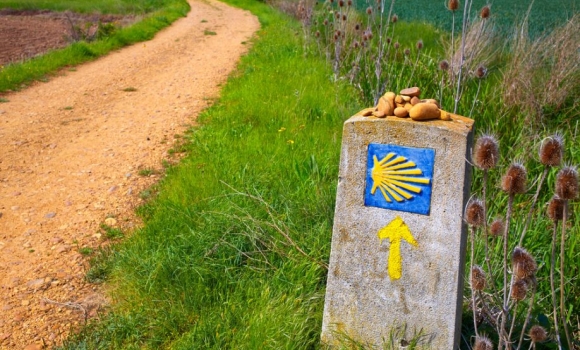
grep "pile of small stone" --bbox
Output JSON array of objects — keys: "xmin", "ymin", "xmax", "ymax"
[{"xmin": 359, "ymin": 87, "xmax": 452, "ymax": 121}]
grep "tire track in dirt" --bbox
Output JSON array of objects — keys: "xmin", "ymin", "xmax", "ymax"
[{"xmin": 0, "ymin": 1, "xmax": 259, "ymax": 348}]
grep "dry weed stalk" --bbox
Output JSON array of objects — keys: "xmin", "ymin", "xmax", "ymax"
[
  {"xmin": 502, "ymin": 14, "xmax": 580, "ymax": 124},
  {"xmin": 445, "ymin": 17, "xmax": 498, "ymax": 114}
]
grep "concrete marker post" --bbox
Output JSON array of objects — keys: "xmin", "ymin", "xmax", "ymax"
[{"xmin": 321, "ymin": 113, "xmax": 474, "ymax": 348}]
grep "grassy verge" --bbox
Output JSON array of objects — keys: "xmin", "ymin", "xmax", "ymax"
[
  {"xmin": 60, "ymin": 2, "xmax": 360, "ymax": 348},
  {"xmin": 0, "ymin": 0, "xmax": 189, "ymax": 93},
  {"xmin": 0, "ymin": 0, "xmax": 180, "ymax": 14}
]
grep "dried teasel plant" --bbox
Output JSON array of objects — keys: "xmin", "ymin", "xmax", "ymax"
[
  {"xmin": 467, "ymin": 131, "xmax": 577, "ymax": 349},
  {"xmin": 473, "ymin": 335, "xmax": 493, "ymax": 350},
  {"xmin": 528, "ymin": 325, "xmax": 547, "ymax": 349},
  {"xmin": 519, "ymin": 134, "xmax": 564, "ymax": 245},
  {"xmin": 554, "ymin": 165, "xmax": 578, "ymax": 349},
  {"xmin": 472, "ymin": 134, "xmax": 499, "ymax": 279},
  {"xmin": 465, "ymin": 197, "xmax": 486, "ymax": 336}
]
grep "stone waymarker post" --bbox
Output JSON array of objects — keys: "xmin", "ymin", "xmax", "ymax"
[{"xmin": 322, "ymin": 112, "xmax": 474, "ymax": 348}]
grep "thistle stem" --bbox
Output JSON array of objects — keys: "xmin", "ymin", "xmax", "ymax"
[
  {"xmin": 468, "ymin": 79, "xmax": 482, "ymax": 117},
  {"xmin": 508, "ymin": 300, "xmax": 519, "ymax": 344},
  {"xmin": 516, "ymin": 282, "xmax": 537, "ymax": 350},
  {"xmin": 470, "ymin": 224, "xmax": 479, "ymax": 337},
  {"xmin": 550, "ymin": 221, "xmax": 563, "ymax": 350},
  {"xmin": 518, "ymin": 166, "xmax": 548, "ymax": 246},
  {"xmin": 482, "ymin": 170, "xmax": 495, "ymax": 293},
  {"xmin": 450, "ymin": 12, "xmax": 456, "ymax": 85},
  {"xmin": 499, "ymin": 194, "xmax": 514, "ymax": 350},
  {"xmin": 453, "ymin": 0, "xmax": 470, "ymax": 114},
  {"xmin": 560, "ymin": 201, "xmax": 572, "ymax": 350}
]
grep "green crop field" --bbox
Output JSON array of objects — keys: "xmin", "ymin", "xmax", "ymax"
[{"xmin": 353, "ymin": 0, "xmax": 578, "ymax": 37}]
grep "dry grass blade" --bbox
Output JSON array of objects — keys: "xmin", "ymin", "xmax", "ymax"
[
  {"xmin": 220, "ymin": 182, "xmax": 329, "ymax": 270},
  {"xmin": 502, "ymin": 14, "xmax": 580, "ymax": 122}
]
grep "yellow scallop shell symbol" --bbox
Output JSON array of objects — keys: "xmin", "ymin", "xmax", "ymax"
[{"xmin": 370, "ymin": 152, "xmax": 430, "ymax": 203}]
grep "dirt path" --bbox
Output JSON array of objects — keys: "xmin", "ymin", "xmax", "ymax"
[{"xmin": 0, "ymin": 1, "xmax": 259, "ymax": 348}]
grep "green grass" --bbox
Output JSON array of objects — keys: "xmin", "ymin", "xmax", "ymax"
[
  {"xmin": 0, "ymin": 0, "xmax": 178, "ymax": 14},
  {"xmin": 100, "ymin": 223, "xmax": 125, "ymax": 240},
  {"xmin": 0, "ymin": 0, "xmax": 189, "ymax": 93}
]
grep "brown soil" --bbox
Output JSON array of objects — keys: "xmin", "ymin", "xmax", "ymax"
[
  {"xmin": 0, "ymin": 9, "xmax": 136, "ymax": 66},
  {"xmin": 0, "ymin": 0, "xmax": 259, "ymax": 348}
]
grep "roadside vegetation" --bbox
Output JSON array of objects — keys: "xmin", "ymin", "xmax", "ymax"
[
  {"xmin": 0, "ymin": 0, "xmax": 189, "ymax": 92},
  {"xmin": 0, "ymin": 0, "xmax": 183, "ymax": 13},
  {"xmin": 2, "ymin": 0, "xmax": 576, "ymax": 348}
]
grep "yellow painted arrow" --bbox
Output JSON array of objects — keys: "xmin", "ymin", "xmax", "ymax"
[{"xmin": 377, "ymin": 216, "xmax": 418, "ymax": 280}]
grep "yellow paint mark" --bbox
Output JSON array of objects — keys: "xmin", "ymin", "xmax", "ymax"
[
  {"xmin": 371, "ymin": 153, "xmax": 430, "ymax": 203},
  {"xmin": 377, "ymin": 216, "xmax": 418, "ymax": 280}
]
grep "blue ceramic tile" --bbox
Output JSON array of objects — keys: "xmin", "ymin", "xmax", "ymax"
[{"xmin": 364, "ymin": 143, "xmax": 435, "ymax": 215}]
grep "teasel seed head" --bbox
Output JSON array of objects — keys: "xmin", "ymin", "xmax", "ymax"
[
  {"xmin": 501, "ymin": 162, "xmax": 527, "ymax": 195},
  {"xmin": 489, "ymin": 218, "xmax": 504, "ymax": 236},
  {"xmin": 511, "ymin": 279, "xmax": 528, "ymax": 301},
  {"xmin": 347, "ymin": 0, "xmax": 352, "ymax": 6},
  {"xmin": 404, "ymin": 48, "xmax": 410, "ymax": 56},
  {"xmin": 338, "ymin": 0, "xmax": 344, "ymax": 7},
  {"xmin": 335, "ymin": 12, "xmax": 340, "ymax": 19},
  {"xmin": 539, "ymin": 134, "xmax": 563, "ymax": 167},
  {"xmin": 473, "ymin": 336, "xmax": 493, "ymax": 350},
  {"xmin": 465, "ymin": 198, "xmax": 485, "ymax": 227},
  {"xmin": 416, "ymin": 40, "xmax": 423, "ymax": 50},
  {"xmin": 392, "ymin": 14, "xmax": 398, "ymax": 23},
  {"xmin": 354, "ymin": 23, "xmax": 360, "ymax": 30},
  {"xmin": 473, "ymin": 134, "xmax": 499, "ymax": 170},
  {"xmin": 529, "ymin": 325, "xmax": 548, "ymax": 343},
  {"xmin": 386, "ymin": 37, "xmax": 391, "ymax": 44},
  {"xmin": 480, "ymin": 5, "xmax": 490, "ymax": 19},
  {"xmin": 475, "ymin": 65, "xmax": 487, "ymax": 79},
  {"xmin": 547, "ymin": 195, "xmax": 565, "ymax": 222},
  {"xmin": 470, "ymin": 265, "xmax": 486, "ymax": 291},
  {"xmin": 439, "ymin": 59, "xmax": 450, "ymax": 71},
  {"xmin": 556, "ymin": 166, "xmax": 579, "ymax": 200},
  {"xmin": 342, "ymin": 14, "xmax": 347, "ymax": 21},
  {"xmin": 366, "ymin": 6, "xmax": 372, "ymax": 15},
  {"xmin": 323, "ymin": 19, "xmax": 329, "ymax": 26},
  {"xmin": 448, "ymin": 0, "xmax": 459, "ymax": 11},
  {"xmin": 394, "ymin": 42, "xmax": 400, "ymax": 49},
  {"xmin": 512, "ymin": 247, "xmax": 537, "ymax": 280},
  {"xmin": 353, "ymin": 40, "xmax": 359, "ymax": 48}
]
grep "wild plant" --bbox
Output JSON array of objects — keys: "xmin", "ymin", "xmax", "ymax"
[
  {"xmin": 301, "ymin": 0, "xmax": 436, "ymax": 106},
  {"xmin": 467, "ymin": 133, "xmax": 578, "ymax": 350},
  {"xmin": 501, "ymin": 13, "xmax": 580, "ymax": 127},
  {"xmin": 442, "ymin": 1, "xmax": 498, "ymax": 114}
]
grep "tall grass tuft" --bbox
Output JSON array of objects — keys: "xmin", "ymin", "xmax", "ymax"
[{"xmin": 502, "ymin": 13, "xmax": 580, "ymax": 126}]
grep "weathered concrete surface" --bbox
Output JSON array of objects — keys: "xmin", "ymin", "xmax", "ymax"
[{"xmin": 322, "ymin": 114, "xmax": 474, "ymax": 349}]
